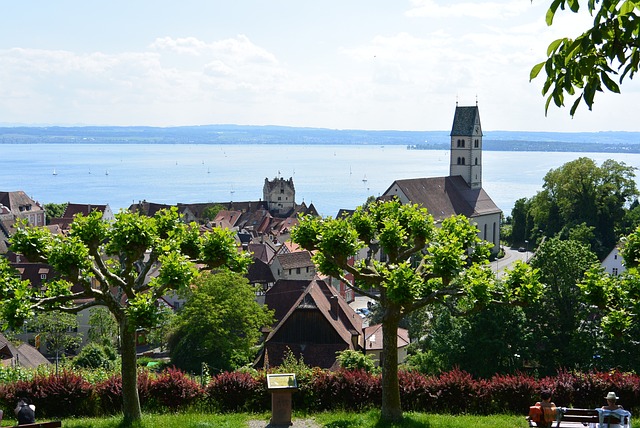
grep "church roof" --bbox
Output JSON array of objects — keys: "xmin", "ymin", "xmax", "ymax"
[
  {"xmin": 382, "ymin": 175, "xmax": 501, "ymax": 220},
  {"xmin": 450, "ymin": 105, "xmax": 482, "ymax": 136}
]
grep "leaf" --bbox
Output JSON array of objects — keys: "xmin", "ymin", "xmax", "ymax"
[
  {"xmin": 569, "ymin": 96, "xmax": 582, "ymax": 116},
  {"xmin": 567, "ymin": 0, "xmax": 580, "ymax": 13},
  {"xmin": 545, "ymin": 94, "xmax": 553, "ymax": 115},
  {"xmin": 601, "ymin": 71, "xmax": 621, "ymax": 93},
  {"xmin": 620, "ymin": 0, "xmax": 636, "ymax": 16},
  {"xmin": 530, "ymin": 62, "xmax": 545, "ymax": 80},
  {"xmin": 547, "ymin": 38, "xmax": 565, "ymax": 56},
  {"xmin": 546, "ymin": 0, "xmax": 563, "ymax": 25}
]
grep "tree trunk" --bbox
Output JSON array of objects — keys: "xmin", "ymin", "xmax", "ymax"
[
  {"xmin": 380, "ymin": 303, "xmax": 403, "ymax": 422},
  {"xmin": 120, "ymin": 317, "xmax": 142, "ymax": 424}
]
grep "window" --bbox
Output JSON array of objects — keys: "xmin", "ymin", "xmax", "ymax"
[
  {"xmin": 613, "ymin": 267, "xmax": 619, "ymax": 276},
  {"xmin": 474, "ymin": 139, "xmax": 479, "ymax": 148},
  {"xmin": 475, "ymin": 157, "xmax": 478, "ymax": 165},
  {"xmin": 296, "ymin": 268, "xmax": 301, "ymax": 274},
  {"xmin": 278, "ymin": 196, "xmax": 282, "ymax": 201},
  {"xmin": 614, "ymin": 254, "xmax": 618, "ymax": 260},
  {"xmin": 40, "ymin": 274, "xmax": 47, "ymax": 280}
]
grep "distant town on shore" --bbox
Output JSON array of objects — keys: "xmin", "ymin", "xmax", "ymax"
[{"xmin": 1, "ymin": 124, "xmax": 640, "ymax": 153}]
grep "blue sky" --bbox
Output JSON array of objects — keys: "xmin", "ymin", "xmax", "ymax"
[{"xmin": 1, "ymin": 0, "xmax": 638, "ymax": 132}]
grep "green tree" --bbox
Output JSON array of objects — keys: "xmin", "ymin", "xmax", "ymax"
[
  {"xmin": 44, "ymin": 202, "xmax": 68, "ymax": 224},
  {"xmin": 292, "ymin": 199, "xmax": 541, "ymax": 422},
  {"xmin": 407, "ymin": 304, "xmax": 531, "ymax": 378},
  {"xmin": 0, "ymin": 207, "xmax": 250, "ymax": 424},
  {"xmin": 336, "ymin": 349, "xmax": 378, "ymax": 373},
  {"xmin": 202, "ymin": 204, "xmax": 226, "ymax": 222},
  {"xmin": 528, "ymin": 237, "xmax": 599, "ymax": 373},
  {"xmin": 146, "ymin": 305, "xmax": 175, "ymax": 353},
  {"xmin": 531, "ymin": 0, "xmax": 640, "ymax": 115},
  {"xmin": 510, "ymin": 197, "xmax": 531, "ymax": 245},
  {"xmin": 516, "ymin": 157, "xmax": 637, "ymax": 257},
  {"xmin": 579, "ymin": 225, "xmax": 640, "ymax": 370},
  {"xmin": 32, "ymin": 310, "xmax": 82, "ymax": 370},
  {"xmin": 87, "ymin": 307, "xmax": 119, "ymax": 349},
  {"xmin": 168, "ymin": 271, "xmax": 273, "ymax": 373},
  {"xmin": 74, "ymin": 342, "xmax": 115, "ymax": 369}
]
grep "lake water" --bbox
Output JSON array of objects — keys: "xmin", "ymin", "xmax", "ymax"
[{"xmin": 1, "ymin": 144, "xmax": 639, "ymax": 217}]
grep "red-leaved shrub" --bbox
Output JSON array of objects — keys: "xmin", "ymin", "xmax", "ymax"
[
  {"xmin": 149, "ymin": 367, "xmax": 202, "ymax": 410},
  {"xmin": 207, "ymin": 371, "xmax": 267, "ymax": 412},
  {"xmin": 4, "ymin": 371, "xmax": 92, "ymax": 418},
  {"xmin": 307, "ymin": 369, "xmax": 381, "ymax": 411}
]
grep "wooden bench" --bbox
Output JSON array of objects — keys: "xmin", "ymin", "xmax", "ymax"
[
  {"xmin": 2, "ymin": 422, "xmax": 61, "ymax": 428},
  {"xmin": 527, "ymin": 407, "xmax": 629, "ymax": 427}
]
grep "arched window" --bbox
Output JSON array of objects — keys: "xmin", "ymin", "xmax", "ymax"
[
  {"xmin": 474, "ymin": 139, "xmax": 479, "ymax": 148},
  {"xmin": 461, "ymin": 140, "xmax": 465, "ymax": 148},
  {"xmin": 461, "ymin": 157, "xmax": 465, "ymax": 165},
  {"xmin": 475, "ymin": 157, "xmax": 478, "ymax": 165}
]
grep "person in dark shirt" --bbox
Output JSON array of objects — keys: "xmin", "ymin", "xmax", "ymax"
[{"xmin": 14, "ymin": 397, "xmax": 36, "ymax": 425}]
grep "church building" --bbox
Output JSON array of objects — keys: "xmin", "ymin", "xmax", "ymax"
[{"xmin": 381, "ymin": 104, "xmax": 501, "ymax": 252}]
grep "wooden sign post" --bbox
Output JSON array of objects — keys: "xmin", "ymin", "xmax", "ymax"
[{"xmin": 266, "ymin": 373, "xmax": 298, "ymax": 426}]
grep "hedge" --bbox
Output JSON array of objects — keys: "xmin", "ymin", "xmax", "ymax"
[{"xmin": 1, "ymin": 367, "xmax": 639, "ymax": 418}]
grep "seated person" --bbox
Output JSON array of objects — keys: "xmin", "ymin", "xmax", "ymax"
[
  {"xmin": 601, "ymin": 392, "xmax": 627, "ymax": 428},
  {"xmin": 14, "ymin": 397, "xmax": 36, "ymax": 425},
  {"xmin": 530, "ymin": 389, "xmax": 557, "ymax": 428}
]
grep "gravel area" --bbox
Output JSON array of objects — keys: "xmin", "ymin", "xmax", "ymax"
[{"xmin": 246, "ymin": 418, "xmax": 322, "ymax": 428}]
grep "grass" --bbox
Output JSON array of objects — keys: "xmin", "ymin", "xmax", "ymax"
[{"xmin": 3, "ymin": 411, "xmax": 530, "ymax": 428}]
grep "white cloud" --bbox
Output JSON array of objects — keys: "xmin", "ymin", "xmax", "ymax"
[
  {"xmin": 150, "ymin": 35, "xmax": 278, "ymax": 65},
  {"xmin": 406, "ymin": 0, "xmax": 531, "ymax": 20}
]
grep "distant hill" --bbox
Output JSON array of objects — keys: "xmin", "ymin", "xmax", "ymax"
[{"xmin": 0, "ymin": 125, "xmax": 639, "ymax": 153}]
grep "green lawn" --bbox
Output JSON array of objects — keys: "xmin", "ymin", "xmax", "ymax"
[{"xmin": 13, "ymin": 411, "xmax": 528, "ymax": 428}]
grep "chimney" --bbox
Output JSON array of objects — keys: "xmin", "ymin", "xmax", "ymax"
[{"xmin": 330, "ymin": 295, "xmax": 339, "ymax": 320}]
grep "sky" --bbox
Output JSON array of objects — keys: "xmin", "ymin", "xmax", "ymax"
[{"xmin": 1, "ymin": 0, "xmax": 639, "ymax": 132}]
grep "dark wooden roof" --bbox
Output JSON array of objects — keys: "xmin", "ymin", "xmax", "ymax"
[
  {"xmin": 247, "ymin": 258, "xmax": 275, "ymax": 284},
  {"xmin": 450, "ymin": 105, "xmax": 482, "ymax": 136},
  {"xmin": 257, "ymin": 279, "xmax": 363, "ymax": 369},
  {"xmin": 62, "ymin": 203, "xmax": 108, "ymax": 218},
  {"xmin": 0, "ymin": 191, "xmax": 42, "ymax": 215},
  {"xmin": 382, "ymin": 175, "xmax": 501, "ymax": 220}
]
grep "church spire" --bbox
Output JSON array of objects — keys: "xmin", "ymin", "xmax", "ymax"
[{"xmin": 449, "ymin": 104, "xmax": 483, "ymax": 189}]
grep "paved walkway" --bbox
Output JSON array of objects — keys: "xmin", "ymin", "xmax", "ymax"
[{"xmin": 247, "ymin": 419, "xmax": 321, "ymax": 428}]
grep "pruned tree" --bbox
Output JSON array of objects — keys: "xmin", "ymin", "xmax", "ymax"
[
  {"xmin": 0, "ymin": 207, "xmax": 250, "ymax": 423},
  {"xmin": 531, "ymin": 0, "xmax": 640, "ymax": 115},
  {"xmin": 292, "ymin": 199, "xmax": 541, "ymax": 422}
]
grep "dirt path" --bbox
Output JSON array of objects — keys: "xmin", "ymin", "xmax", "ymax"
[{"xmin": 246, "ymin": 418, "xmax": 322, "ymax": 428}]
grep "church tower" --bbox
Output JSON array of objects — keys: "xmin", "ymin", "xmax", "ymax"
[{"xmin": 449, "ymin": 103, "xmax": 483, "ymax": 189}]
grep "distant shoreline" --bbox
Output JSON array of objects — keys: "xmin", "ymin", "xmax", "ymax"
[{"xmin": 1, "ymin": 124, "xmax": 639, "ymax": 153}]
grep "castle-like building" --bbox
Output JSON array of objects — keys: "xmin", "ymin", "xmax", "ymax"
[{"xmin": 263, "ymin": 176, "xmax": 296, "ymax": 216}]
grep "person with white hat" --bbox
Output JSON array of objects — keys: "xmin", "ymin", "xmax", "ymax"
[
  {"xmin": 603, "ymin": 392, "xmax": 623, "ymax": 411},
  {"xmin": 599, "ymin": 392, "xmax": 630, "ymax": 428}
]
